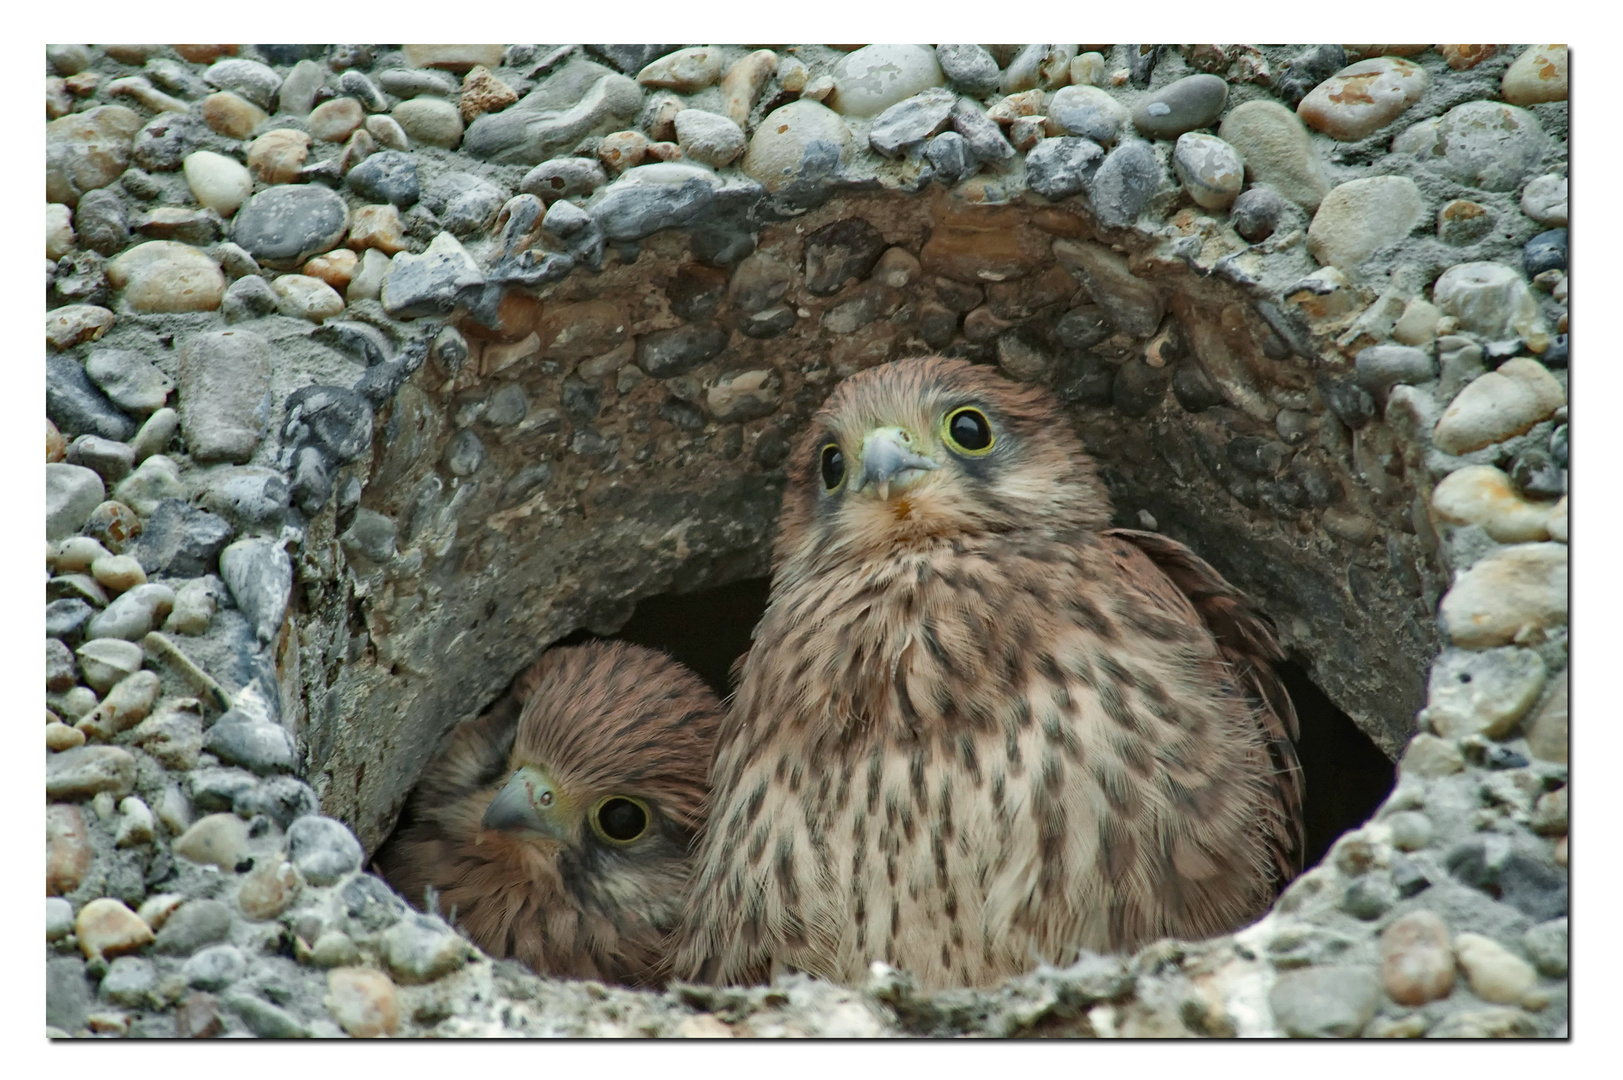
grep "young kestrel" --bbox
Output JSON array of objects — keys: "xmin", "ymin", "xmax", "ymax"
[
  {"xmin": 674, "ymin": 356, "xmax": 1303, "ymax": 990},
  {"xmin": 374, "ymin": 641, "xmax": 722, "ymax": 986}
]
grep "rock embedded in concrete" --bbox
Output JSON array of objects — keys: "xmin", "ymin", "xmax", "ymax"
[
  {"xmin": 1171, "ymin": 132, "xmax": 1244, "ymax": 209},
  {"xmin": 177, "ymin": 329, "xmax": 273, "ymax": 464},
  {"xmin": 1307, "ymin": 176, "xmax": 1423, "ymax": 274},
  {"xmin": 1085, "ymin": 139, "xmax": 1163, "ymax": 228},
  {"xmin": 1132, "ymin": 74, "xmax": 1228, "ymax": 139},
  {"xmin": 828, "ymin": 44, "xmax": 944, "ymax": 118},
  {"xmin": 231, "ymin": 184, "xmax": 350, "ymax": 269},
  {"xmin": 1297, "ymin": 57, "xmax": 1428, "ymax": 140},
  {"xmin": 1268, "ymin": 966, "xmax": 1380, "ymax": 1037},
  {"xmin": 1025, "ymin": 137, "xmax": 1105, "ymax": 201},
  {"xmin": 1502, "ymin": 45, "xmax": 1568, "ymax": 106},
  {"xmin": 1433, "ymin": 358, "xmax": 1564, "ymax": 455},
  {"xmin": 287, "ymin": 816, "xmax": 364, "ymax": 886},
  {"xmin": 219, "ymin": 538, "xmax": 293, "ymax": 643},
  {"xmin": 463, "ymin": 58, "xmax": 641, "ymax": 165},
  {"xmin": 1218, "ymin": 100, "xmax": 1329, "ymax": 210}
]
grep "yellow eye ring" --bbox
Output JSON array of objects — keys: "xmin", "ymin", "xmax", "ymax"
[
  {"xmin": 941, "ymin": 407, "xmax": 995, "ymax": 455},
  {"xmin": 819, "ymin": 441, "xmax": 846, "ymax": 491},
  {"xmin": 590, "ymin": 795, "xmax": 652, "ymax": 845}
]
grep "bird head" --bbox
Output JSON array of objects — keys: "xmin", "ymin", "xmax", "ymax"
[{"xmin": 775, "ymin": 356, "xmax": 1113, "ymax": 572}]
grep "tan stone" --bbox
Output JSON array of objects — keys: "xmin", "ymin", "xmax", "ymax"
[
  {"xmin": 1217, "ymin": 100, "xmax": 1330, "ymax": 210},
  {"xmin": 302, "ymin": 248, "xmax": 359, "ymax": 291},
  {"xmin": 347, "ymin": 204, "xmax": 407, "ymax": 255},
  {"xmin": 535, "ymin": 300, "xmax": 627, "ymax": 362},
  {"xmin": 237, "ymin": 859, "xmax": 303, "ymax": 921},
  {"xmin": 47, "ymin": 419, "xmax": 67, "ymax": 462},
  {"xmin": 247, "ymin": 129, "xmax": 311, "ymax": 185},
  {"xmin": 1524, "ymin": 670, "xmax": 1568, "ymax": 763},
  {"xmin": 1433, "ymin": 359, "xmax": 1565, "ymax": 455},
  {"xmin": 76, "ymin": 898, "xmax": 154, "ymax": 960},
  {"xmin": 1298, "ymin": 57, "xmax": 1428, "ymax": 141},
  {"xmin": 1399, "ymin": 733, "xmax": 1463, "ymax": 777},
  {"xmin": 1502, "ymin": 46, "xmax": 1567, "ymax": 106},
  {"xmin": 47, "ymin": 304, "xmax": 115, "ymax": 350},
  {"xmin": 201, "ymin": 91, "xmax": 268, "ymax": 139},
  {"xmin": 107, "ymin": 241, "xmax": 226, "ymax": 314},
  {"xmin": 1380, "ymin": 910, "xmax": 1455, "ymax": 1005},
  {"xmin": 47, "ymin": 105, "xmax": 142, "ymax": 207},
  {"xmin": 403, "ymin": 44, "xmax": 505, "ymax": 71},
  {"xmin": 172, "ymin": 813, "xmax": 250, "ymax": 870},
  {"xmin": 1430, "ymin": 465, "xmax": 1555, "ymax": 543},
  {"xmin": 47, "ymin": 804, "xmax": 93, "ymax": 895},
  {"xmin": 325, "ymin": 967, "xmax": 400, "ymax": 1037},
  {"xmin": 459, "ymin": 65, "xmax": 518, "ymax": 123},
  {"xmin": 1438, "ymin": 45, "xmax": 1497, "ymax": 70},
  {"xmin": 172, "ymin": 44, "xmax": 237, "ymax": 63},
  {"xmin": 47, "ymin": 722, "xmax": 86, "ymax": 752},
  {"xmin": 1439, "ymin": 542, "xmax": 1567, "ymax": 649},
  {"xmin": 720, "ymin": 49, "xmax": 778, "ymax": 128},
  {"xmin": 598, "ymin": 130, "xmax": 649, "ymax": 174},
  {"xmin": 1308, "ymin": 176, "xmax": 1424, "ymax": 273},
  {"xmin": 1454, "ymin": 933, "xmax": 1537, "ymax": 1005},
  {"xmin": 309, "ymin": 97, "xmax": 365, "ymax": 143},
  {"xmin": 638, "ymin": 47, "xmax": 725, "ymax": 93}
]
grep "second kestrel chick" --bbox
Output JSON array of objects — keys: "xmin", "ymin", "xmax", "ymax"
[{"xmin": 374, "ymin": 641, "xmax": 723, "ymax": 987}]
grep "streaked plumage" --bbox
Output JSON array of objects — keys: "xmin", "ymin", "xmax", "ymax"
[
  {"xmin": 675, "ymin": 356, "xmax": 1303, "ymax": 990},
  {"xmin": 374, "ymin": 641, "xmax": 722, "ymax": 986}
]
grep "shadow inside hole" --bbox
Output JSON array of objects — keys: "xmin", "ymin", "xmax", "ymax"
[{"xmin": 560, "ymin": 579, "xmax": 1394, "ymax": 874}]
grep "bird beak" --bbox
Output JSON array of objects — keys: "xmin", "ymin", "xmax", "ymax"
[
  {"xmin": 482, "ymin": 765, "xmax": 573, "ymax": 842},
  {"xmin": 851, "ymin": 426, "xmax": 938, "ymax": 501}
]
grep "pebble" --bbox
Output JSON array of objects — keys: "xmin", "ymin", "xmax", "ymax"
[
  {"xmin": 287, "ymin": 815, "xmax": 364, "ymax": 886},
  {"xmin": 224, "ymin": 992, "xmax": 308, "ymax": 1038},
  {"xmin": 99, "ymin": 956, "xmax": 157, "ymax": 1011},
  {"xmin": 125, "ymin": 499, "xmax": 233, "ymax": 578},
  {"xmin": 1520, "ymin": 174, "xmax": 1567, "ymax": 227},
  {"xmin": 47, "ymin": 638, "xmax": 77, "ymax": 692},
  {"xmin": 46, "ymin": 304, "xmax": 117, "ymax": 352},
  {"xmin": 272, "ymin": 58, "xmax": 324, "ymax": 118},
  {"xmin": 192, "ymin": 768, "xmax": 260, "ymax": 814},
  {"xmin": 345, "ymin": 150, "xmax": 419, "ymax": 208},
  {"xmin": 1307, "ymin": 176, "xmax": 1423, "ymax": 273},
  {"xmin": 310, "ymin": 931, "xmax": 361, "ymax": 968},
  {"xmin": 103, "ymin": 241, "xmax": 224, "ymax": 314},
  {"xmin": 203, "ymin": 715, "xmax": 296, "ymax": 774},
  {"xmin": 867, "ymin": 88, "xmax": 956, "ymax": 159},
  {"xmin": 272, "ymin": 274, "xmax": 345, "ymax": 322},
  {"xmin": 175, "ymin": 991, "xmax": 224, "ymax": 1039},
  {"xmin": 47, "ymin": 203, "xmax": 75, "ymax": 260},
  {"xmin": 1523, "ymin": 229, "xmax": 1567, "ymax": 277},
  {"xmin": 1275, "ymin": 44, "xmax": 1346, "ymax": 107},
  {"xmin": 1297, "ymin": 57, "xmax": 1427, "ymax": 141},
  {"xmin": 57, "ymin": 535, "xmax": 111, "ymax": 574},
  {"xmin": 1435, "ymin": 199, "xmax": 1494, "ymax": 246},
  {"xmin": 46, "ymin": 463, "xmax": 107, "ymax": 540},
  {"xmin": 80, "ymin": 669, "xmax": 161, "ymax": 737},
  {"xmin": 950, "ymin": 98, "xmax": 1016, "ymax": 161},
  {"xmin": 137, "ymin": 894, "xmax": 187, "ymax": 934},
  {"xmin": 636, "ymin": 324, "xmax": 727, "ymax": 378},
  {"xmin": 49, "ymin": 744, "xmax": 138, "ymax": 801},
  {"xmin": 1530, "ymin": 786, "xmax": 1567, "ymax": 836},
  {"xmin": 365, "ymin": 114, "xmax": 410, "ymax": 151},
  {"xmin": 200, "ymin": 91, "xmax": 267, "ymax": 139},
  {"xmin": 1454, "ymin": 933, "xmax": 1537, "ymax": 1004},
  {"xmin": 220, "ymin": 538, "xmax": 293, "ymax": 642},
  {"xmin": 1354, "ymin": 344, "xmax": 1434, "ymax": 394},
  {"xmin": 1171, "ymin": 132, "xmax": 1244, "ymax": 210},
  {"xmin": 463, "ymin": 58, "xmax": 642, "ymax": 164},
  {"xmin": 47, "ymin": 804, "xmax": 92, "ymax": 894},
  {"xmin": 1086, "ymin": 140, "xmax": 1163, "ymax": 228},
  {"xmin": 1422, "ymin": 646, "xmax": 1547, "ymax": 738},
  {"xmin": 183, "ymin": 945, "xmax": 246, "ymax": 991},
  {"xmin": 1430, "ymin": 466, "xmax": 1556, "ymax": 544},
  {"xmin": 74, "ymin": 189, "xmax": 129, "ymax": 257},
  {"xmin": 130, "ymin": 701, "xmax": 205, "ymax": 770},
  {"xmin": 935, "ymin": 44, "xmax": 1000, "ymax": 96},
  {"xmin": 204, "ymin": 58, "xmax": 281, "ymax": 111},
  {"xmin": 637, "ymin": 46, "xmax": 723, "ymax": 93},
  {"xmin": 1048, "ymin": 85, "xmax": 1128, "ymax": 145},
  {"xmin": 246, "ymin": 129, "xmax": 311, "ymax": 185},
  {"xmin": 302, "ymin": 249, "xmax": 359, "ymax": 291},
  {"xmin": 347, "ymin": 248, "xmax": 393, "ymax": 301},
  {"xmin": 1432, "ymin": 357, "xmax": 1563, "ymax": 455},
  {"xmin": 47, "ymin": 105, "xmax": 143, "ymax": 207},
  {"xmin": 1230, "ymin": 185, "xmax": 1287, "ymax": 243},
  {"xmin": 1398, "ymin": 101, "xmax": 1546, "ymax": 193},
  {"xmin": 1524, "ymin": 670, "xmax": 1567, "ymax": 763},
  {"xmin": 1024, "ymin": 136, "xmax": 1105, "ymax": 201},
  {"xmin": 237, "ymin": 859, "xmax": 303, "ymax": 920},
  {"xmin": 520, "ymin": 157, "xmax": 608, "ymax": 203},
  {"xmin": 340, "ymin": 69, "xmax": 389, "ymax": 114},
  {"xmin": 231, "ymin": 184, "xmax": 350, "ymax": 269},
  {"xmin": 381, "ymin": 914, "xmax": 471, "ymax": 984},
  {"xmin": 1439, "ymin": 541, "xmax": 1567, "ymax": 648},
  {"xmin": 742, "ymin": 100, "xmax": 852, "ymax": 192},
  {"xmin": 381, "ymin": 229, "xmax": 483, "ymax": 317},
  {"xmin": 347, "ymin": 204, "xmax": 408, "ymax": 255},
  {"xmin": 828, "ymin": 44, "xmax": 945, "ymax": 118},
  {"xmin": 1522, "ymin": 919, "xmax": 1567, "ymax": 978},
  {"xmin": 1218, "ymin": 101, "xmax": 1328, "ymax": 211},
  {"xmin": 403, "ymin": 44, "xmax": 505, "ymax": 70},
  {"xmin": 1380, "ymin": 910, "xmax": 1455, "ymax": 1006},
  {"xmin": 1502, "ymin": 45, "xmax": 1567, "ymax": 106},
  {"xmin": 75, "ymin": 898, "xmax": 154, "ymax": 961},
  {"xmin": 324, "ymin": 968, "xmax": 400, "ymax": 1038},
  {"xmin": 1268, "ymin": 966, "xmax": 1379, "ymax": 1038},
  {"xmin": 85, "ymin": 350, "xmax": 173, "ymax": 416},
  {"xmin": 75, "ymin": 638, "xmax": 144, "ymax": 692},
  {"xmin": 114, "ymin": 795, "xmax": 155, "ymax": 848},
  {"xmin": 1399, "ymin": 732, "xmax": 1465, "ymax": 778},
  {"xmin": 176, "ymin": 328, "xmax": 273, "ymax": 464},
  {"xmin": 172, "ymin": 814, "xmax": 250, "ymax": 871},
  {"xmin": 1132, "ymin": 73, "xmax": 1227, "ymax": 139},
  {"xmin": 1053, "ymin": 239, "xmax": 1163, "ymax": 336},
  {"xmin": 1000, "ymin": 44, "xmax": 1075, "ymax": 94},
  {"xmin": 924, "ymin": 131, "xmax": 974, "ymax": 182},
  {"xmin": 87, "ymin": 583, "xmax": 176, "ymax": 641},
  {"xmin": 309, "ymin": 97, "xmax": 365, "ymax": 143}
]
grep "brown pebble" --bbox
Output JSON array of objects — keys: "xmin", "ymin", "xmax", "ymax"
[
  {"xmin": 172, "ymin": 813, "xmax": 250, "ymax": 870},
  {"xmin": 1438, "ymin": 44, "xmax": 1498, "ymax": 70},
  {"xmin": 47, "ymin": 721, "xmax": 87, "ymax": 752},
  {"xmin": 47, "ymin": 804, "xmax": 93, "ymax": 895},
  {"xmin": 91, "ymin": 553, "xmax": 147, "ymax": 594},
  {"xmin": 176, "ymin": 991, "xmax": 223, "ymax": 1038},
  {"xmin": 309, "ymin": 97, "xmax": 365, "ymax": 143},
  {"xmin": 75, "ymin": 898, "xmax": 155, "ymax": 961},
  {"xmin": 83, "ymin": 500, "xmax": 143, "ymax": 553},
  {"xmin": 598, "ymin": 130, "xmax": 649, "ymax": 174},
  {"xmin": 1379, "ymin": 910, "xmax": 1455, "ymax": 1005},
  {"xmin": 201, "ymin": 91, "xmax": 268, "ymax": 139},
  {"xmin": 459, "ymin": 64, "xmax": 518, "ymax": 123},
  {"xmin": 303, "ymin": 249, "xmax": 359, "ymax": 290},
  {"xmin": 247, "ymin": 129, "xmax": 312, "ymax": 185},
  {"xmin": 237, "ymin": 859, "xmax": 303, "ymax": 921},
  {"xmin": 326, "ymin": 967, "xmax": 401, "ymax": 1037},
  {"xmin": 48, "ymin": 419, "xmax": 66, "ymax": 462},
  {"xmin": 347, "ymin": 204, "xmax": 407, "ymax": 255},
  {"xmin": 172, "ymin": 44, "xmax": 238, "ymax": 63}
]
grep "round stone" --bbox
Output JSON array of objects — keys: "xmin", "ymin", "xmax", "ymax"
[
  {"xmin": 1454, "ymin": 933, "xmax": 1537, "ymax": 1004},
  {"xmin": 1132, "ymin": 73, "xmax": 1228, "ymax": 140},
  {"xmin": 1297, "ymin": 57, "xmax": 1428, "ymax": 141},
  {"xmin": 1087, "ymin": 140, "xmax": 1165, "ymax": 229},
  {"xmin": 75, "ymin": 638, "xmax": 144, "ymax": 693},
  {"xmin": 391, "ymin": 97, "xmax": 464, "ymax": 150},
  {"xmin": 1024, "ymin": 136, "xmax": 1105, "ymax": 200},
  {"xmin": 1172, "ymin": 132, "xmax": 1244, "ymax": 210},
  {"xmin": 85, "ymin": 350, "xmax": 172, "ymax": 416},
  {"xmin": 182, "ymin": 151, "xmax": 253, "ymax": 217},
  {"xmin": 105, "ymin": 241, "xmax": 225, "ymax": 314},
  {"xmin": 671, "ymin": 109, "xmax": 746, "ymax": 168},
  {"xmin": 1439, "ymin": 541, "xmax": 1567, "ymax": 649},
  {"xmin": 88, "ymin": 583, "xmax": 174, "ymax": 641},
  {"xmin": 1520, "ymin": 174, "xmax": 1567, "ymax": 227},
  {"xmin": 1436, "ymin": 199, "xmax": 1494, "ymax": 246},
  {"xmin": 637, "ymin": 46, "xmax": 724, "ymax": 92},
  {"xmin": 46, "ymin": 463, "xmax": 106, "ymax": 540},
  {"xmin": 1402, "ymin": 100, "xmax": 1546, "ymax": 193},
  {"xmin": 1048, "ymin": 85, "xmax": 1129, "ymax": 145},
  {"xmin": 172, "ymin": 813, "xmax": 251, "ymax": 871},
  {"xmin": 1268, "ymin": 966, "xmax": 1379, "ymax": 1038},
  {"xmin": 47, "ymin": 105, "xmax": 143, "ymax": 207},
  {"xmin": 1307, "ymin": 176, "xmax": 1423, "ymax": 273},
  {"xmin": 231, "ymin": 185, "xmax": 350, "ymax": 269},
  {"xmin": 1380, "ymin": 911, "xmax": 1455, "ymax": 1006},
  {"xmin": 1422, "ymin": 645, "xmax": 1548, "ymax": 738},
  {"xmin": 310, "ymin": 97, "xmax": 365, "ymax": 143},
  {"xmin": 828, "ymin": 44, "xmax": 945, "ymax": 118},
  {"xmin": 288, "ymin": 816, "xmax": 364, "ymax": 886},
  {"xmin": 345, "ymin": 151, "xmax": 419, "ymax": 208},
  {"xmin": 204, "ymin": 58, "xmax": 282, "ymax": 111},
  {"xmin": 743, "ymin": 100, "xmax": 853, "ymax": 193},
  {"xmin": 200, "ymin": 92, "xmax": 267, "ymax": 139},
  {"xmin": 326, "ymin": 968, "xmax": 400, "ymax": 1037},
  {"xmin": 182, "ymin": 944, "xmax": 246, "ymax": 991},
  {"xmin": 1217, "ymin": 100, "xmax": 1329, "ymax": 210},
  {"xmin": 1502, "ymin": 45, "xmax": 1567, "ymax": 105},
  {"xmin": 272, "ymin": 275, "xmax": 345, "ymax": 322},
  {"xmin": 934, "ymin": 44, "xmax": 1000, "ymax": 96},
  {"xmin": 1431, "ymin": 262, "xmax": 1544, "ymax": 343},
  {"xmin": 246, "ymin": 129, "xmax": 311, "ymax": 185},
  {"xmin": 1431, "ymin": 466, "xmax": 1556, "ymax": 544},
  {"xmin": 1523, "ymin": 229, "xmax": 1567, "ymax": 277},
  {"xmin": 74, "ymin": 898, "xmax": 154, "ymax": 961}
]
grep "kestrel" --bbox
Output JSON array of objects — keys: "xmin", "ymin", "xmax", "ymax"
[
  {"xmin": 374, "ymin": 641, "xmax": 723, "ymax": 986},
  {"xmin": 674, "ymin": 356, "xmax": 1303, "ymax": 990}
]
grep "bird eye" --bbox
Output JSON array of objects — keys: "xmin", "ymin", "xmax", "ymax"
[
  {"xmin": 819, "ymin": 442, "xmax": 846, "ymax": 491},
  {"xmin": 943, "ymin": 407, "xmax": 995, "ymax": 454},
  {"xmin": 592, "ymin": 796, "xmax": 650, "ymax": 844}
]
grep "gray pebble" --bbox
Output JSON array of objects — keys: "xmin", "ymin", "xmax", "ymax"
[
  {"xmin": 1133, "ymin": 74, "xmax": 1228, "ymax": 139},
  {"xmin": 47, "ymin": 897, "xmax": 75, "ymax": 941},
  {"xmin": 233, "ymin": 776, "xmax": 318, "ymax": 829},
  {"xmin": 381, "ymin": 231, "xmax": 485, "ymax": 318},
  {"xmin": 230, "ymin": 185, "xmax": 350, "ymax": 269},
  {"xmin": 133, "ymin": 112, "xmax": 212, "ymax": 173},
  {"xmin": 126, "ymin": 499, "xmax": 234, "ymax": 578},
  {"xmin": 934, "ymin": 45, "xmax": 1000, "ymax": 97},
  {"xmin": 423, "ymin": 172, "xmax": 506, "ymax": 236},
  {"xmin": 337, "ymin": 69, "xmax": 387, "ymax": 113},
  {"xmin": 341, "ymin": 508, "xmax": 398, "ymax": 564},
  {"xmin": 75, "ymin": 188, "xmax": 131, "ymax": 255},
  {"xmin": 869, "ymin": 88, "xmax": 957, "ymax": 158},
  {"xmin": 1230, "ymin": 185, "xmax": 1286, "ymax": 242},
  {"xmin": 340, "ymin": 874, "xmax": 407, "ymax": 935},
  {"xmin": 66, "ymin": 434, "xmax": 134, "ymax": 485},
  {"xmin": 1049, "ymin": 85, "xmax": 1128, "ymax": 145},
  {"xmin": 377, "ymin": 68, "xmax": 457, "ymax": 99},
  {"xmin": 219, "ymin": 538, "xmax": 292, "ymax": 643},
  {"xmin": 345, "ymin": 150, "xmax": 419, "ymax": 208},
  {"xmin": 191, "ymin": 767, "xmax": 260, "ymax": 813},
  {"xmin": 87, "ymin": 582, "xmax": 176, "ymax": 641},
  {"xmin": 47, "ymin": 355, "xmax": 137, "ymax": 442},
  {"xmin": 1522, "ymin": 918, "xmax": 1567, "ymax": 978},
  {"xmin": 221, "ymin": 275, "xmax": 280, "ymax": 322},
  {"xmin": 282, "ymin": 385, "xmax": 375, "ymax": 465},
  {"xmin": 1269, "ymin": 966, "xmax": 1379, "ymax": 1037},
  {"xmin": 154, "ymin": 898, "xmax": 233, "ymax": 956},
  {"xmin": 1276, "ymin": 45, "xmax": 1346, "ymax": 108},
  {"xmin": 1386, "ymin": 810, "xmax": 1435, "ymax": 851},
  {"xmin": 949, "ymin": 98, "xmax": 1015, "ymax": 161},
  {"xmin": 637, "ymin": 325, "xmax": 728, "ymax": 377},
  {"xmin": 444, "ymin": 429, "xmax": 486, "ymax": 476},
  {"xmin": 183, "ymin": 944, "xmax": 246, "ymax": 991},
  {"xmin": 463, "ymin": 58, "xmax": 642, "ymax": 165},
  {"xmin": 287, "ymin": 815, "xmax": 364, "ymax": 886},
  {"xmin": 1087, "ymin": 140, "xmax": 1164, "ymax": 228},
  {"xmin": 1340, "ymin": 875, "xmax": 1396, "ymax": 920},
  {"xmin": 84, "ymin": 350, "xmax": 173, "ymax": 416},
  {"xmin": 47, "ymin": 958, "xmax": 92, "ymax": 1033},
  {"xmin": 204, "ymin": 58, "xmax": 283, "ymax": 111},
  {"xmin": 520, "ymin": 156, "xmax": 608, "ymax": 202},
  {"xmin": 1355, "ymin": 345, "xmax": 1436, "ymax": 394},
  {"xmin": 203, "ymin": 715, "xmax": 297, "ymax": 774},
  {"xmin": 130, "ymin": 408, "xmax": 180, "ymax": 464},
  {"xmin": 382, "ymin": 913, "xmax": 471, "ymax": 984},
  {"xmin": 198, "ymin": 468, "xmax": 291, "ymax": 528},
  {"xmin": 74, "ymin": 639, "xmax": 143, "ymax": 692},
  {"xmin": 925, "ymin": 131, "xmax": 975, "ymax": 182},
  {"xmin": 224, "ymin": 992, "xmax": 308, "ymax": 1038},
  {"xmin": 100, "ymin": 956, "xmax": 157, "ymax": 1007},
  {"xmin": 1024, "ymin": 136, "xmax": 1105, "ymax": 200}
]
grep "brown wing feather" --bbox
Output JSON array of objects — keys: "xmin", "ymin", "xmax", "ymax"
[{"xmin": 1102, "ymin": 528, "xmax": 1305, "ymax": 881}]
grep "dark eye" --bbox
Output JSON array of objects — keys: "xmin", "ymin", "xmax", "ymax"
[
  {"xmin": 594, "ymin": 797, "xmax": 649, "ymax": 843},
  {"xmin": 944, "ymin": 407, "xmax": 994, "ymax": 454},
  {"xmin": 820, "ymin": 442, "xmax": 846, "ymax": 490}
]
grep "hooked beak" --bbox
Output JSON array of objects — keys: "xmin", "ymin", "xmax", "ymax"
[
  {"xmin": 482, "ymin": 765, "xmax": 572, "ymax": 842},
  {"xmin": 851, "ymin": 427, "xmax": 939, "ymax": 500}
]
